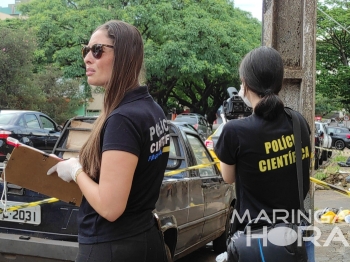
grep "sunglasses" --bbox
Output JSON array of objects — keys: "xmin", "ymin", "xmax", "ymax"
[{"xmin": 81, "ymin": 44, "xmax": 114, "ymax": 59}]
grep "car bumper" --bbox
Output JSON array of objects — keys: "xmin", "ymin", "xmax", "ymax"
[{"xmin": 0, "ymin": 232, "xmax": 78, "ymax": 261}]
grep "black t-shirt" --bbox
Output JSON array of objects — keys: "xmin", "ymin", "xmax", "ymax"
[
  {"xmin": 78, "ymin": 86, "xmax": 170, "ymax": 244},
  {"xmin": 215, "ymin": 110, "xmax": 310, "ymax": 229}
]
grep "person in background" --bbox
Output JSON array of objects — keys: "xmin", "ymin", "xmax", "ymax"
[
  {"xmin": 47, "ymin": 20, "xmax": 170, "ymax": 262},
  {"xmin": 215, "ymin": 46, "xmax": 313, "ymax": 262}
]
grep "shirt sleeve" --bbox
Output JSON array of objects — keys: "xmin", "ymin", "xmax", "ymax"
[
  {"xmin": 102, "ymin": 113, "xmax": 141, "ymax": 157},
  {"xmin": 214, "ymin": 122, "xmax": 239, "ymax": 165}
]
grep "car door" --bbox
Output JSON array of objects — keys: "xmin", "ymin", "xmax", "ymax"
[
  {"xmin": 23, "ymin": 113, "xmax": 48, "ymax": 151},
  {"xmin": 39, "ymin": 114, "xmax": 60, "ymax": 151},
  {"xmin": 155, "ymin": 126, "xmax": 192, "ymax": 253},
  {"xmin": 185, "ymin": 134, "xmax": 230, "ymax": 240}
]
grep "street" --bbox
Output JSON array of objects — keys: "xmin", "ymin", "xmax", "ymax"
[{"xmin": 177, "ymin": 242, "xmax": 217, "ymax": 262}]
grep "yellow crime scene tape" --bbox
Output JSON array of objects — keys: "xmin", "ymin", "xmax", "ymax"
[
  {"xmin": 0, "ymin": 161, "xmax": 218, "ymax": 213},
  {"xmin": 0, "ymin": 197, "xmax": 59, "ymax": 214},
  {"xmin": 2, "ymin": 157, "xmax": 350, "ymax": 212},
  {"xmin": 310, "ymin": 177, "xmax": 350, "ymax": 198},
  {"xmin": 315, "ymin": 146, "xmax": 344, "ymax": 153}
]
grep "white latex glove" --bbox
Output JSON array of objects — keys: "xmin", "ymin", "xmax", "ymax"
[{"xmin": 47, "ymin": 158, "xmax": 82, "ymax": 183}]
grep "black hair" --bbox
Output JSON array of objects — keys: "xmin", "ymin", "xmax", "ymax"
[{"xmin": 239, "ymin": 46, "xmax": 284, "ymax": 120}]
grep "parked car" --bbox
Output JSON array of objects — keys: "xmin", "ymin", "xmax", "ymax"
[
  {"xmin": 173, "ymin": 113, "xmax": 212, "ymax": 140},
  {"xmin": 0, "ymin": 110, "xmax": 62, "ymax": 166},
  {"xmin": 0, "ymin": 116, "xmax": 235, "ymax": 262},
  {"xmin": 326, "ymin": 126, "xmax": 350, "ymax": 150},
  {"xmin": 315, "ymin": 121, "xmax": 333, "ymax": 161}
]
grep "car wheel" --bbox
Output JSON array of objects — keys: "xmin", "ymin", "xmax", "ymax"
[
  {"xmin": 314, "ymin": 152, "xmax": 319, "ymax": 170},
  {"xmin": 318, "ymin": 153, "xmax": 323, "ymax": 166},
  {"xmin": 213, "ymin": 206, "xmax": 233, "ymax": 254},
  {"xmin": 322, "ymin": 150, "xmax": 328, "ymax": 161},
  {"xmin": 334, "ymin": 140, "xmax": 345, "ymax": 150},
  {"xmin": 328, "ymin": 150, "xmax": 332, "ymax": 158}
]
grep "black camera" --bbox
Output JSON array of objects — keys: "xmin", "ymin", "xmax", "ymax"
[{"xmin": 222, "ymin": 87, "xmax": 252, "ymax": 120}]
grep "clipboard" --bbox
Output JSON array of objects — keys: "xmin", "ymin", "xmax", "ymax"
[{"xmin": 2, "ymin": 142, "xmax": 82, "ymax": 206}]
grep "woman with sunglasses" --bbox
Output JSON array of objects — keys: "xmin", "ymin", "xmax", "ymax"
[{"xmin": 47, "ymin": 20, "xmax": 169, "ymax": 262}]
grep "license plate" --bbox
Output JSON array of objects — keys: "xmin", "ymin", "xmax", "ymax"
[{"xmin": 0, "ymin": 201, "xmax": 41, "ymax": 225}]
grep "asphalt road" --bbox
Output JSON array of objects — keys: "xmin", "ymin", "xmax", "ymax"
[{"xmin": 177, "ymin": 242, "xmax": 217, "ymax": 262}]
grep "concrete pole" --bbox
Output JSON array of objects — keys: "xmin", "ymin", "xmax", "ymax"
[{"xmin": 262, "ymin": 0, "xmax": 317, "ymax": 215}]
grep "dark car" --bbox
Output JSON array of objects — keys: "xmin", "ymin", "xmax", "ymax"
[
  {"xmin": 326, "ymin": 126, "xmax": 350, "ymax": 150},
  {"xmin": 0, "ymin": 116, "xmax": 235, "ymax": 262},
  {"xmin": 173, "ymin": 113, "xmax": 212, "ymax": 140},
  {"xmin": 0, "ymin": 110, "xmax": 62, "ymax": 164}
]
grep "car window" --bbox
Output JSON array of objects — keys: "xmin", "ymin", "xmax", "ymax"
[
  {"xmin": 174, "ymin": 116, "xmax": 197, "ymax": 125},
  {"xmin": 25, "ymin": 114, "xmax": 41, "ymax": 129},
  {"xmin": 40, "ymin": 115, "xmax": 56, "ymax": 131},
  {"xmin": 169, "ymin": 136, "xmax": 177, "ymax": 157},
  {"xmin": 18, "ymin": 116, "xmax": 26, "ymax": 127},
  {"xmin": 186, "ymin": 134, "xmax": 216, "ymax": 177},
  {"xmin": 0, "ymin": 113, "xmax": 15, "ymax": 125},
  {"xmin": 213, "ymin": 123, "xmax": 225, "ymax": 137},
  {"xmin": 166, "ymin": 136, "xmax": 182, "ymax": 168}
]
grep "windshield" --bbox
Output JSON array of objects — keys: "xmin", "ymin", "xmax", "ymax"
[{"xmin": 173, "ymin": 117, "xmax": 197, "ymax": 125}]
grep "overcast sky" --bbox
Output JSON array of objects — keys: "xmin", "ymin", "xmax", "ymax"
[{"xmin": 1, "ymin": 0, "xmax": 262, "ymax": 20}]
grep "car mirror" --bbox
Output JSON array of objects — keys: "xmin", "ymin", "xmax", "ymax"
[{"xmin": 329, "ymin": 132, "xmax": 334, "ymax": 136}]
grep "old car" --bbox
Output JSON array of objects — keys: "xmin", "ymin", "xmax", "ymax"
[
  {"xmin": 0, "ymin": 110, "xmax": 62, "ymax": 167},
  {"xmin": 173, "ymin": 113, "xmax": 212, "ymax": 141},
  {"xmin": 0, "ymin": 116, "xmax": 235, "ymax": 262}
]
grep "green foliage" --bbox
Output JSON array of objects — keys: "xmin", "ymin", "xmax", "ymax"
[
  {"xmin": 332, "ymin": 155, "xmax": 348, "ymax": 162},
  {"xmin": 32, "ymin": 65, "xmax": 84, "ymax": 124},
  {"xmin": 0, "ymin": 26, "xmax": 38, "ymax": 109},
  {"xmin": 316, "ymin": 0, "xmax": 350, "ymax": 112},
  {"xmin": 14, "ymin": 0, "xmax": 261, "ymax": 123},
  {"xmin": 0, "ymin": 23, "xmax": 83, "ymax": 123},
  {"xmin": 314, "ymin": 172, "xmax": 328, "ymax": 181},
  {"xmin": 315, "ymin": 93, "xmax": 342, "ymax": 116}
]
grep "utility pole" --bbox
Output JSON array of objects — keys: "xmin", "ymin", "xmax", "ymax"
[{"xmin": 262, "ymin": 0, "xmax": 317, "ymax": 211}]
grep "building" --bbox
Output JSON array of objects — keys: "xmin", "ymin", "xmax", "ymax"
[{"xmin": 0, "ymin": 0, "xmax": 31, "ymax": 18}]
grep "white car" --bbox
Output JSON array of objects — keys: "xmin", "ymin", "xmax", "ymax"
[{"xmin": 315, "ymin": 121, "xmax": 333, "ymax": 161}]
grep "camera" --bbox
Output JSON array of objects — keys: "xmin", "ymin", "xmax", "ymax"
[{"xmin": 222, "ymin": 87, "xmax": 252, "ymax": 120}]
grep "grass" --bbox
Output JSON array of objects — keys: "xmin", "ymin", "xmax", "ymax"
[
  {"xmin": 314, "ymin": 172, "xmax": 328, "ymax": 181},
  {"xmin": 313, "ymin": 151, "xmax": 348, "ymax": 180}
]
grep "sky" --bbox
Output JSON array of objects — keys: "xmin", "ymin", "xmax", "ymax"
[
  {"xmin": 1, "ymin": 0, "xmax": 263, "ymax": 20},
  {"xmin": 234, "ymin": 0, "xmax": 262, "ymax": 21},
  {"xmin": 0, "ymin": 0, "xmax": 14, "ymax": 8}
]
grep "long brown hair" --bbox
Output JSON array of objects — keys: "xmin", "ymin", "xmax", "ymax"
[{"xmin": 79, "ymin": 20, "xmax": 144, "ymax": 179}]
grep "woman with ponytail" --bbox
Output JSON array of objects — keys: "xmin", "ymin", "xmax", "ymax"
[{"xmin": 215, "ymin": 46, "xmax": 313, "ymax": 261}]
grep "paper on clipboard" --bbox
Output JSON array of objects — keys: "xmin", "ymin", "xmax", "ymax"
[{"xmin": 2, "ymin": 143, "xmax": 82, "ymax": 206}]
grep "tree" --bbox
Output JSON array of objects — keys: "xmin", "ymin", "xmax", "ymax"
[
  {"xmin": 0, "ymin": 26, "xmax": 40, "ymax": 109},
  {"xmin": 32, "ymin": 65, "xmax": 84, "ymax": 125},
  {"xmin": 0, "ymin": 21, "xmax": 83, "ymax": 122},
  {"xmin": 16, "ymin": 0, "xmax": 261, "ymax": 123},
  {"xmin": 316, "ymin": 0, "xmax": 350, "ymax": 112}
]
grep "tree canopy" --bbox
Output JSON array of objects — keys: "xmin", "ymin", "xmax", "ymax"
[
  {"xmin": 8, "ymin": 0, "xmax": 261, "ymax": 123},
  {"xmin": 316, "ymin": 0, "xmax": 350, "ymax": 115}
]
